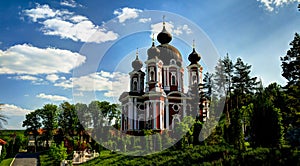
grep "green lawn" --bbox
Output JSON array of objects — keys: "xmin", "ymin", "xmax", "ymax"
[
  {"xmin": 79, "ymin": 145, "xmax": 300, "ymax": 166},
  {"xmin": 37, "ymin": 145, "xmax": 300, "ymax": 166},
  {"xmin": 0, "ymin": 158, "xmax": 13, "ymax": 166}
]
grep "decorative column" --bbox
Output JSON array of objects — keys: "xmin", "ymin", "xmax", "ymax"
[
  {"xmin": 129, "ymin": 98, "xmax": 133, "ymax": 130},
  {"xmin": 160, "ymin": 102, "xmax": 164, "ymax": 129},
  {"xmin": 166, "ymin": 99, "xmax": 169, "ymax": 129},
  {"xmin": 121, "ymin": 112, "xmax": 123, "ymax": 131},
  {"xmin": 134, "ymin": 98, "xmax": 137, "ymax": 130},
  {"xmin": 153, "ymin": 101, "xmax": 157, "ymax": 129}
]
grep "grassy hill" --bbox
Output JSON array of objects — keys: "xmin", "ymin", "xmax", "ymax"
[{"xmin": 79, "ymin": 145, "xmax": 300, "ymax": 166}]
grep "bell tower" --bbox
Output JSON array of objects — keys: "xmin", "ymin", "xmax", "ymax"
[
  {"xmin": 187, "ymin": 41, "xmax": 203, "ymax": 90},
  {"xmin": 129, "ymin": 49, "xmax": 145, "ymax": 95},
  {"xmin": 145, "ymin": 35, "xmax": 163, "ymax": 92}
]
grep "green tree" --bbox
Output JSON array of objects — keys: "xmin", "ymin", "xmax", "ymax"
[
  {"xmin": 223, "ymin": 54, "xmax": 234, "ymax": 124},
  {"xmin": 251, "ymin": 83, "xmax": 284, "ymax": 147},
  {"xmin": 75, "ymin": 103, "xmax": 91, "ymax": 150},
  {"xmin": 57, "ymin": 102, "xmax": 81, "ymax": 151},
  {"xmin": 232, "ymin": 57, "xmax": 258, "ymax": 108},
  {"xmin": 22, "ymin": 111, "xmax": 41, "ymax": 152},
  {"xmin": 280, "ymin": 33, "xmax": 300, "ymax": 146},
  {"xmin": 214, "ymin": 58, "xmax": 227, "ymax": 98},
  {"xmin": 174, "ymin": 116, "xmax": 195, "ymax": 149},
  {"xmin": 49, "ymin": 142, "xmax": 68, "ymax": 165},
  {"xmin": 38, "ymin": 104, "xmax": 58, "ymax": 148},
  {"xmin": 88, "ymin": 101, "xmax": 103, "ymax": 139},
  {"xmin": 75, "ymin": 103, "xmax": 91, "ymax": 129},
  {"xmin": 58, "ymin": 102, "xmax": 79, "ymax": 138},
  {"xmin": 228, "ymin": 108, "xmax": 245, "ymax": 151},
  {"xmin": 88, "ymin": 101, "xmax": 121, "ymax": 139}
]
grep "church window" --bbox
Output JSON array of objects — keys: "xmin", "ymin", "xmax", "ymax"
[
  {"xmin": 192, "ymin": 72, "xmax": 197, "ymax": 84},
  {"xmin": 149, "ymin": 67, "xmax": 155, "ymax": 81},
  {"xmin": 133, "ymin": 80, "xmax": 138, "ymax": 91},
  {"xmin": 150, "ymin": 71, "xmax": 155, "ymax": 81},
  {"xmin": 171, "ymin": 72, "xmax": 176, "ymax": 85}
]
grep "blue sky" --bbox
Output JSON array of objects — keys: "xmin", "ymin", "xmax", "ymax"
[{"xmin": 0, "ymin": 0, "xmax": 299, "ymax": 129}]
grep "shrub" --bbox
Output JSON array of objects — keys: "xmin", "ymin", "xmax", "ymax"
[{"xmin": 49, "ymin": 142, "xmax": 67, "ymax": 165}]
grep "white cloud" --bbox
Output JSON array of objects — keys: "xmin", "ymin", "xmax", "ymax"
[
  {"xmin": 114, "ymin": 7, "xmax": 142, "ymax": 23},
  {"xmin": 10, "ymin": 75, "xmax": 41, "ymax": 81},
  {"xmin": 0, "ymin": 44, "xmax": 86, "ymax": 75},
  {"xmin": 54, "ymin": 78, "xmax": 73, "ymax": 89},
  {"xmin": 60, "ymin": 0, "xmax": 82, "ymax": 8},
  {"xmin": 23, "ymin": 4, "xmax": 118, "ymax": 43},
  {"xmin": 70, "ymin": 15, "xmax": 88, "ymax": 23},
  {"xmin": 46, "ymin": 74, "xmax": 59, "ymax": 82},
  {"xmin": 36, "ymin": 93, "xmax": 69, "ymax": 101},
  {"xmin": 257, "ymin": 0, "xmax": 300, "ymax": 11},
  {"xmin": 55, "ymin": 71, "xmax": 129, "ymax": 97},
  {"xmin": 139, "ymin": 18, "xmax": 151, "ymax": 23},
  {"xmin": 1, "ymin": 104, "xmax": 32, "ymax": 116},
  {"xmin": 8, "ymin": 75, "xmax": 45, "ymax": 84},
  {"xmin": 151, "ymin": 22, "xmax": 192, "ymax": 37},
  {"xmin": 23, "ymin": 4, "xmax": 72, "ymax": 22}
]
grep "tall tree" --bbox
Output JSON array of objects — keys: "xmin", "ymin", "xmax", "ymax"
[
  {"xmin": 38, "ymin": 104, "xmax": 58, "ymax": 148},
  {"xmin": 214, "ymin": 58, "xmax": 227, "ymax": 98},
  {"xmin": 88, "ymin": 101, "xmax": 121, "ymax": 136},
  {"xmin": 75, "ymin": 103, "xmax": 91, "ymax": 129},
  {"xmin": 280, "ymin": 33, "xmax": 300, "ymax": 146},
  {"xmin": 222, "ymin": 54, "xmax": 234, "ymax": 124},
  {"xmin": 75, "ymin": 103, "xmax": 90, "ymax": 147},
  {"xmin": 232, "ymin": 57, "xmax": 258, "ymax": 108},
  {"xmin": 88, "ymin": 101, "xmax": 103, "ymax": 139},
  {"xmin": 23, "ymin": 111, "xmax": 41, "ymax": 152},
  {"xmin": 58, "ymin": 102, "xmax": 79, "ymax": 138},
  {"xmin": 251, "ymin": 83, "xmax": 284, "ymax": 148}
]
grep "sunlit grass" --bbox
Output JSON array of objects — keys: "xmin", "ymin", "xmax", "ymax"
[{"xmin": 0, "ymin": 158, "xmax": 13, "ymax": 166}]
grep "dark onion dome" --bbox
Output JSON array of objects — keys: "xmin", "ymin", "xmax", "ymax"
[
  {"xmin": 157, "ymin": 24, "xmax": 172, "ymax": 44},
  {"xmin": 132, "ymin": 51, "xmax": 143, "ymax": 71},
  {"xmin": 188, "ymin": 47, "xmax": 201, "ymax": 65},
  {"xmin": 155, "ymin": 18, "xmax": 183, "ymax": 66},
  {"xmin": 157, "ymin": 44, "xmax": 183, "ymax": 67},
  {"xmin": 147, "ymin": 40, "xmax": 160, "ymax": 59}
]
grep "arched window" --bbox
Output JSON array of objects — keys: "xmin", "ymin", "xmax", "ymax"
[
  {"xmin": 150, "ymin": 71, "xmax": 155, "ymax": 81},
  {"xmin": 133, "ymin": 80, "xmax": 138, "ymax": 91},
  {"xmin": 192, "ymin": 75, "xmax": 197, "ymax": 84},
  {"xmin": 171, "ymin": 72, "xmax": 176, "ymax": 85},
  {"xmin": 192, "ymin": 72, "xmax": 197, "ymax": 85}
]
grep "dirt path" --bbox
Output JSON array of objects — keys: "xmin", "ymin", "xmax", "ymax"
[{"xmin": 11, "ymin": 153, "xmax": 39, "ymax": 166}]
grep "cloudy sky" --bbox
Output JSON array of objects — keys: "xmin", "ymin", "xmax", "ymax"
[{"xmin": 0, "ymin": 0, "xmax": 299, "ymax": 129}]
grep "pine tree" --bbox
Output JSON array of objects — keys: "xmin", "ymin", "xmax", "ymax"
[
  {"xmin": 280, "ymin": 33, "xmax": 300, "ymax": 146},
  {"xmin": 232, "ymin": 57, "xmax": 258, "ymax": 108},
  {"xmin": 214, "ymin": 58, "xmax": 227, "ymax": 98},
  {"xmin": 251, "ymin": 83, "xmax": 284, "ymax": 148},
  {"xmin": 222, "ymin": 54, "xmax": 234, "ymax": 124}
]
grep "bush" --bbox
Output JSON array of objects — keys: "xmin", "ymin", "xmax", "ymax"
[{"xmin": 49, "ymin": 142, "xmax": 67, "ymax": 165}]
